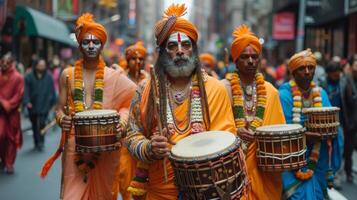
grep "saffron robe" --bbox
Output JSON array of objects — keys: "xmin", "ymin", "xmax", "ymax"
[
  {"xmin": 46, "ymin": 66, "xmax": 136, "ymax": 200},
  {"xmin": 125, "ymin": 76, "xmax": 236, "ymax": 199},
  {"xmin": 222, "ymin": 79, "xmax": 286, "ymax": 200}
]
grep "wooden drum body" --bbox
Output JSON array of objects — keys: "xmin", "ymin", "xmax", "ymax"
[
  {"xmin": 255, "ymin": 124, "xmax": 307, "ymax": 172},
  {"xmin": 302, "ymin": 107, "xmax": 340, "ymax": 139},
  {"xmin": 169, "ymin": 131, "xmax": 248, "ymax": 200},
  {"xmin": 73, "ymin": 109, "xmax": 120, "ymax": 153}
]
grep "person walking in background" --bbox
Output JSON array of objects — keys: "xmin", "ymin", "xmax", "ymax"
[
  {"xmin": 199, "ymin": 52, "xmax": 220, "ymax": 79},
  {"xmin": 322, "ymin": 61, "xmax": 347, "ymax": 188},
  {"xmin": 23, "ymin": 59, "xmax": 56, "ymax": 151},
  {"xmin": 0, "ymin": 52, "xmax": 25, "ymax": 174},
  {"xmin": 259, "ymin": 58, "xmax": 277, "ymax": 87},
  {"xmin": 312, "ymin": 51, "xmax": 326, "ymax": 87},
  {"xmin": 342, "ymin": 57, "xmax": 357, "ymax": 183}
]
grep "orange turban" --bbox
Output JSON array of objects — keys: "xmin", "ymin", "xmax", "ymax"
[
  {"xmin": 125, "ymin": 41, "xmax": 147, "ymax": 61},
  {"xmin": 231, "ymin": 24, "xmax": 262, "ymax": 63},
  {"xmin": 200, "ymin": 53, "xmax": 216, "ymax": 69},
  {"xmin": 288, "ymin": 48, "xmax": 316, "ymax": 72},
  {"xmin": 75, "ymin": 13, "xmax": 107, "ymax": 45},
  {"xmin": 154, "ymin": 4, "xmax": 198, "ymax": 46}
]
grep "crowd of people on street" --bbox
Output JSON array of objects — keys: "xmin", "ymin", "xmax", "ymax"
[{"xmin": 1, "ymin": 3, "xmax": 357, "ymax": 200}]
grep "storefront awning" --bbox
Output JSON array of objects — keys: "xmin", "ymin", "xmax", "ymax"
[{"xmin": 14, "ymin": 5, "xmax": 77, "ymax": 47}]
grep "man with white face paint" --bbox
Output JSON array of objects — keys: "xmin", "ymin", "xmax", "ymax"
[
  {"xmin": 40, "ymin": 13, "xmax": 136, "ymax": 200},
  {"xmin": 125, "ymin": 4, "xmax": 237, "ymax": 200}
]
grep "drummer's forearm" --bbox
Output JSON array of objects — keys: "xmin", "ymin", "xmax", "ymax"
[
  {"xmin": 125, "ymin": 133, "xmax": 153, "ymax": 162},
  {"xmin": 118, "ymin": 108, "xmax": 129, "ymax": 125}
]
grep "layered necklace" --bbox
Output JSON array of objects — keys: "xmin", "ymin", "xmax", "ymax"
[
  {"xmin": 227, "ymin": 72, "xmax": 267, "ymax": 154},
  {"xmin": 290, "ymin": 80, "xmax": 325, "ymax": 181},
  {"xmin": 73, "ymin": 58, "xmax": 105, "ymax": 182},
  {"xmin": 227, "ymin": 72, "xmax": 267, "ymax": 131},
  {"xmin": 166, "ymin": 74, "xmax": 205, "ymax": 135}
]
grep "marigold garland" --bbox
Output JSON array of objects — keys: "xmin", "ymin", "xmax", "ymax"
[
  {"xmin": 226, "ymin": 72, "xmax": 267, "ymax": 131},
  {"xmin": 290, "ymin": 80, "xmax": 323, "ymax": 181},
  {"xmin": 73, "ymin": 57, "xmax": 105, "ymax": 181},
  {"xmin": 73, "ymin": 58, "xmax": 105, "ymax": 112}
]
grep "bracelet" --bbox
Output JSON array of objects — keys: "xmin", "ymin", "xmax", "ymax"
[{"xmin": 55, "ymin": 111, "xmax": 65, "ymax": 126}]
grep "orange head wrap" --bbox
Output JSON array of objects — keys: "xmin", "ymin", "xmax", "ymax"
[
  {"xmin": 75, "ymin": 13, "xmax": 107, "ymax": 45},
  {"xmin": 199, "ymin": 53, "xmax": 216, "ymax": 69},
  {"xmin": 125, "ymin": 41, "xmax": 147, "ymax": 61},
  {"xmin": 288, "ymin": 48, "xmax": 316, "ymax": 72},
  {"xmin": 154, "ymin": 4, "xmax": 198, "ymax": 46},
  {"xmin": 231, "ymin": 24, "xmax": 262, "ymax": 63}
]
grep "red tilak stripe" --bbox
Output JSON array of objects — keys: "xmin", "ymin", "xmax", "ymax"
[{"xmin": 177, "ymin": 32, "xmax": 181, "ymax": 42}]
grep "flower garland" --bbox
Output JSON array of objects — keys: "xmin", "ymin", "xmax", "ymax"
[
  {"xmin": 226, "ymin": 72, "xmax": 266, "ymax": 154},
  {"xmin": 226, "ymin": 72, "xmax": 266, "ymax": 131},
  {"xmin": 73, "ymin": 58, "xmax": 105, "ymax": 182},
  {"xmin": 74, "ymin": 58, "xmax": 105, "ymax": 112},
  {"xmin": 290, "ymin": 80, "xmax": 323, "ymax": 181}
]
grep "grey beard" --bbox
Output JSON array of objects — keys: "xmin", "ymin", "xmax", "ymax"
[{"xmin": 164, "ymin": 55, "xmax": 196, "ymax": 78}]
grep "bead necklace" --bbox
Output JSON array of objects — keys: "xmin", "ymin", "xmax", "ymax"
[{"xmin": 166, "ymin": 74, "xmax": 204, "ymax": 135}]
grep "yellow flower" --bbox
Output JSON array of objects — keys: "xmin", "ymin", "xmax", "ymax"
[{"xmin": 293, "ymin": 101, "xmax": 302, "ymax": 107}]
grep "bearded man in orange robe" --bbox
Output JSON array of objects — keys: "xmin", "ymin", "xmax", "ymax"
[
  {"xmin": 125, "ymin": 4, "xmax": 237, "ymax": 200},
  {"xmin": 222, "ymin": 24, "xmax": 286, "ymax": 200},
  {"xmin": 40, "ymin": 13, "xmax": 136, "ymax": 200}
]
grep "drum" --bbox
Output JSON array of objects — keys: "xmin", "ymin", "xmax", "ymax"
[
  {"xmin": 169, "ymin": 131, "xmax": 248, "ymax": 200},
  {"xmin": 73, "ymin": 109, "xmax": 120, "ymax": 153},
  {"xmin": 302, "ymin": 107, "xmax": 340, "ymax": 139},
  {"xmin": 255, "ymin": 124, "xmax": 306, "ymax": 172}
]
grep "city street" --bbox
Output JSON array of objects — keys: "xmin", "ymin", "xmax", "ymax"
[{"xmin": 0, "ymin": 115, "xmax": 355, "ymax": 200}]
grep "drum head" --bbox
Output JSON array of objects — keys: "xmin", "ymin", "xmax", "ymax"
[
  {"xmin": 256, "ymin": 124, "xmax": 304, "ymax": 135},
  {"xmin": 171, "ymin": 131, "xmax": 236, "ymax": 158},
  {"xmin": 75, "ymin": 109, "xmax": 118, "ymax": 117}
]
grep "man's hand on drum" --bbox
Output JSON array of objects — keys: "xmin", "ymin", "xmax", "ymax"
[
  {"xmin": 60, "ymin": 114, "xmax": 73, "ymax": 132},
  {"xmin": 237, "ymin": 127, "xmax": 255, "ymax": 142},
  {"xmin": 150, "ymin": 128, "xmax": 170, "ymax": 159},
  {"xmin": 305, "ymin": 131, "xmax": 321, "ymax": 144}
]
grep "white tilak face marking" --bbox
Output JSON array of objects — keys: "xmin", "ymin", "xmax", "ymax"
[
  {"xmin": 166, "ymin": 32, "xmax": 192, "ymax": 52},
  {"xmin": 81, "ymin": 34, "xmax": 102, "ymax": 58}
]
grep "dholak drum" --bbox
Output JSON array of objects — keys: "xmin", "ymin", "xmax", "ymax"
[
  {"xmin": 255, "ymin": 124, "xmax": 307, "ymax": 172},
  {"xmin": 73, "ymin": 109, "xmax": 120, "ymax": 153},
  {"xmin": 169, "ymin": 131, "xmax": 248, "ymax": 200},
  {"xmin": 302, "ymin": 107, "xmax": 340, "ymax": 139}
]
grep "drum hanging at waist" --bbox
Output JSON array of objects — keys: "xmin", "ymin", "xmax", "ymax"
[
  {"xmin": 302, "ymin": 107, "xmax": 340, "ymax": 139},
  {"xmin": 73, "ymin": 109, "xmax": 120, "ymax": 153},
  {"xmin": 255, "ymin": 124, "xmax": 307, "ymax": 172},
  {"xmin": 169, "ymin": 131, "xmax": 249, "ymax": 200}
]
